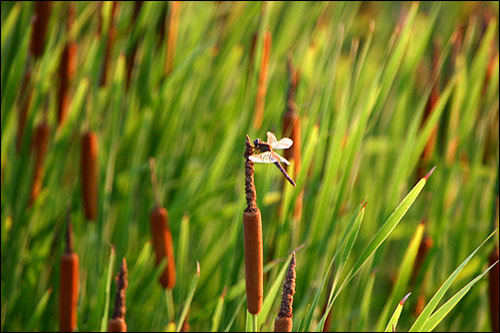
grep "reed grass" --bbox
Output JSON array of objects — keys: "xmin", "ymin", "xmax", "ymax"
[{"xmin": 0, "ymin": 2, "xmax": 498, "ymax": 332}]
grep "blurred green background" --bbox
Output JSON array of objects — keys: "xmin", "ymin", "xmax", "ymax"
[{"xmin": 1, "ymin": 1, "xmax": 498, "ymax": 332}]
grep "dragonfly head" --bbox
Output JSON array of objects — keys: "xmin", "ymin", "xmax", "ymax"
[{"xmin": 253, "ymin": 139, "xmax": 261, "ymax": 146}]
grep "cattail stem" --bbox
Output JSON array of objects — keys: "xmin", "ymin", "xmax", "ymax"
[
  {"xmin": 29, "ymin": 118, "xmax": 50, "ymax": 206},
  {"xmin": 253, "ymin": 30, "xmax": 271, "ymax": 130},
  {"xmin": 57, "ymin": 3, "xmax": 77, "ymax": 127},
  {"xmin": 81, "ymin": 131, "xmax": 98, "ymax": 221},
  {"xmin": 274, "ymin": 252, "xmax": 296, "ymax": 332},
  {"xmin": 489, "ymin": 246, "xmax": 499, "ymax": 332},
  {"xmin": 164, "ymin": 1, "xmax": 180, "ymax": 77},
  {"xmin": 60, "ymin": 211, "xmax": 79, "ymax": 332}
]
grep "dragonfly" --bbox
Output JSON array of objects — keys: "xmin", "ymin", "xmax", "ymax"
[{"xmin": 249, "ymin": 131, "xmax": 296, "ymax": 186}]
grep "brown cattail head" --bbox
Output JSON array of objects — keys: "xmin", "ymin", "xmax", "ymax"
[
  {"xmin": 108, "ymin": 258, "xmax": 128, "ymax": 332},
  {"xmin": 164, "ymin": 1, "xmax": 181, "ymax": 77},
  {"xmin": 244, "ymin": 135, "xmax": 257, "ymax": 212},
  {"xmin": 489, "ymin": 246, "xmax": 499, "ymax": 332},
  {"xmin": 150, "ymin": 206, "xmax": 176, "ymax": 289},
  {"xmin": 100, "ymin": 1, "xmax": 118, "ymax": 86},
  {"xmin": 29, "ymin": 119, "xmax": 50, "ymax": 206},
  {"xmin": 30, "ymin": 1, "xmax": 53, "ymax": 59},
  {"xmin": 411, "ymin": 233, "xmax": 434, "ymax": 285},
  {"xmin": 57, "ymin": 4, "xmax": 78, "ymax": 127},
  {"xmin": 60, "ymin": 213, "xmax": 79, "ymax": 332},
  {"xmin": 253, "ymin": 30, "xmax": 272, "ymax": 130},
  {"xmin": 16, "ymin": 69, "xmax": 34, "ymax": 154},
  {"xmin": 278, "ymin": 252, "xmax": 296, "ymax": 318},
  {"xmin": 81, "ymin": 131, "xmax": 98, "ymax": 221},
  {"xmin": 417, "ymin": 39, "xmax": 441, "ymax": 179},
  {"xmin": 126, "ymin": 1, "xmax": 144, "ymax": 90},
  {"xmin": 243, "ymin": 208, "xmax": 263, "ymax": 315},
  {"xmin": 283, "ymin": 56, "xmax": 302, "ymax": 220},
  {"xmin": 274, "ymin": 252, "xmax": 296, "ymax": 332}
]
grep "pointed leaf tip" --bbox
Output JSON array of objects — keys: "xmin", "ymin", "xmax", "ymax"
[
  {"xmin": 400, "ymin": 292, "xmax": 412, "ymax": 305},
  {"xmin": 424, "ymin": 166, "xmax": 436, "ymax": 180}
]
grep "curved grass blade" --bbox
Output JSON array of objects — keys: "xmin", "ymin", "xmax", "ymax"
[
  {"xmin": 376, "ymin": 223, "xmax": 425, "ymax": 331},
  {"xmin": 341, "ymin": 168, "xmax": 435, "ymax": 292},
  {"xmin": 99, "ymin": 246, "xmax": 116, "ymax": 332},
  {"xmin": 420, "ymin": 260, "xmax": 499, "ymax": 332},
  {"xmin": 25, "ymin": 288, "xmax": 52, "ymax": 331},
  {"xmin": 210, "ymin": 288, "xmax": 226, "ymax": 332},
  {"xmin": 384, "ymin": 292, "xmax": 411, "ymax": 332},
  {"xmin": 176, "ymin": 261, "xmax": 200, "ymax": 332},
  {"xmin": 302, "ymin": 202, "xmax": 365, "ymax": 331},
  {"xmin": 409, "ymin": 231, "xmax": 497, "ymax": 332},
  {"xmin": 223, "ymin": 296, "xmax": 245, "ymax": 332}
]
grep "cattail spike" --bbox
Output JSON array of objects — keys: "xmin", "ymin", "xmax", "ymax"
[
  {"xmin": 275, "ymin": 252, "xmax": 296, "ymax": 332},
  {"xmin": 112, "ymin": 258, "xmax": 128, "ymax": 319},
  {"xmin": 244, "ymin": 136, "xmax": 257, "ymax": 212}
]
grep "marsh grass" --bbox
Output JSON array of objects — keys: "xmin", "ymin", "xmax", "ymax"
[{"xmin": 0, "ymin": 2, "xmax": 498, "ymax": 332}]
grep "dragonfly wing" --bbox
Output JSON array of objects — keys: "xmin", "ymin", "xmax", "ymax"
[
  {"xmin": 272, "ymin": 152, "xmax": 291, "ymax": 165},
  {"xmin": 267, "ymin": 131, "xmax": 278, "ymax": 145},
  {"xmin": 272, "ymin": 138, "xmax": 293, "ymax": 150},
  {"xmin": 249, "ymin": 152, "xmax": 276, "ymax": 164}
]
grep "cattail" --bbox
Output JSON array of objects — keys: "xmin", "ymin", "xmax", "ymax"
[
  {"xmin": 417, "ymin": 39, "xmax": 440, "ymax": 180},
  {"xmin": 243, "ymin": 135, "xmax": 263, "ymax": 314},
  {"xmin": 274, "ymin": 252, "xmax": 296, "ymax": 332},
  {"xmin": 253, "ymin": 30, "xmax": 271, "ymax": 130},
  {"xmin": 100, "ymin": 1, "xmax": 118, "ymax": 86},
  {"xmin": 57, "ymin": 3, "xmax": 78, "ymax": 127},
  {"xmin": 60, "ymin": 211, "xmax": 79, "ymax": 332},
  {"xmin": 126, "ymin": 1, "xmax": 143, "ymax": 90},
  {"xmin": 16, "ymin": 69, "xmax": 33, "ymax": 154},
  {"xmin": 81, "ymin": 131, "xmax": 98, "ymax": 221},
  {"xmin": 411, "ymin": 233, "xmax": 434, "ymax": 285},
  {"xmin": 283, "ymin": 55, "xmax": 302, "ymax": 220},
  {"xmin": 164, "ymin": 1, "xmax": 180, "ymax": 77},
  {"xmin": 149, "ymin": 158, "xmax": 176, "ymax": 289},
  {"xmin": 108, "ymin": 258, "xmax": 128, "ymax": 332},
  {"xmin": 30, "ymin": 1, "xmax": 53, "ymax": 59},
  {"xmin": 489, "ymin": 246, "xmax": 499, "ymax": 332},
  {"xmin": 29, "ymin": 118, "xmax": 50, "ymax": 206}
]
